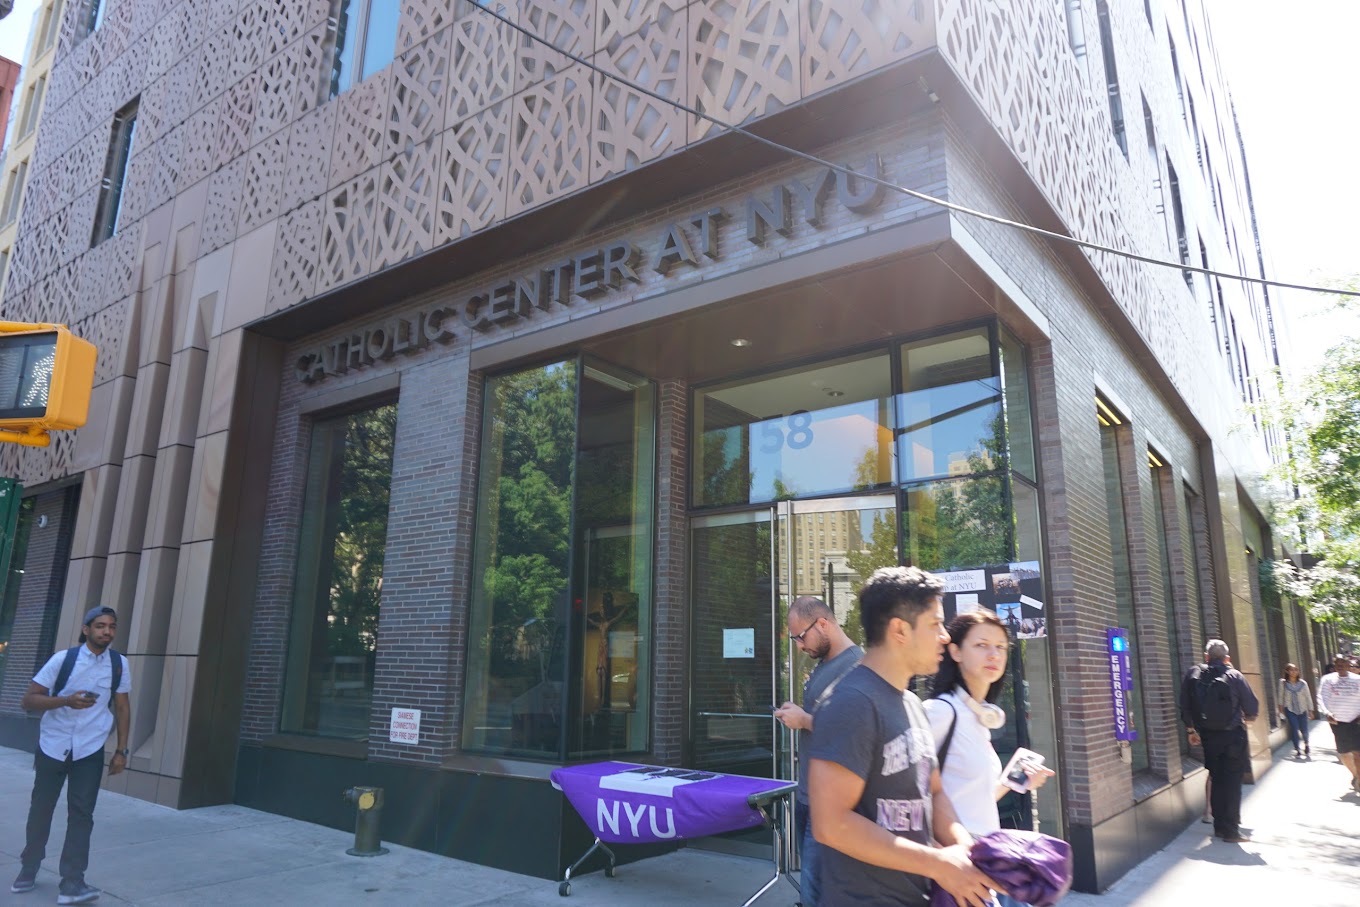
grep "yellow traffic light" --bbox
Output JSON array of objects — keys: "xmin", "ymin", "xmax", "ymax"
[{"xmin": 0, "ymin": 322, "xmax": 97, "ymax": 447}]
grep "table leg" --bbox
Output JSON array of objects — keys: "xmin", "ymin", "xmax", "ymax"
[
  {"xmin": 559, "ymin": 837, "xmax": 618, "ymax": 897},
  {"xmin": 741, "ymin": 798, "xmax": 795, "ymax": 907}
]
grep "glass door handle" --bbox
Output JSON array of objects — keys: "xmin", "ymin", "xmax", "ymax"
[{"xmin": 696, "ymin": 711, "xmax": 776, "ymax": 720}]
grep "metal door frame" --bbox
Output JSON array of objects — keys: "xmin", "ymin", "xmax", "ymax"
[{"xmin": 774, "ymin": 493, "xmax": 897, "ymax": 786}]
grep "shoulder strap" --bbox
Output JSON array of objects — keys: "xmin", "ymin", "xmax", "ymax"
[
  {"xmin": 50, "ymin": 646, "xmax": 82, "ymax": 697},
  {"xmin": 937, "ymin": 701, "xmax": 960, "ymax": 769},
  {"xmin": 109, "ymin": 650, "xmax": 122, "ymax": 699}
]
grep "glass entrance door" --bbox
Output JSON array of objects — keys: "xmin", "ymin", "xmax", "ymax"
[{"xmin": 690, "ymin": 494, "xmax": 898, "ymax": 781}]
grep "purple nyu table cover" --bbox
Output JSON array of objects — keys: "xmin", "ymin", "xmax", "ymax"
[{"xmin": 551, "ymin": 761, "xmax": 793, "ymax": 845}]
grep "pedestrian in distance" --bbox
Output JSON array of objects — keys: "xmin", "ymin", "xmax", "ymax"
[
  {"xmin": 1180, "ymin": 639, "xmax": 1258, "ymax": 844},
  {"xmin": 807, "ymin": 566, "xmax": 1005, "ymax": 907},
  {"xmin": 1316, "ymin": 653, "xmax": 1360, "ymax": 794},
  {"xmin": 775, "ymin": 596, "xmax": 863, "ymax": 907},
  {"xmin": 11, "ymin": 606, "xmax": 132, "ymax": 905},
  {"xmin": 1278, "ymin": 662, "xmax": 1314, "ymax": 758},
  {"xmin": 925, "ymin": 609, "xmax": 1054, "ymax": 907}
]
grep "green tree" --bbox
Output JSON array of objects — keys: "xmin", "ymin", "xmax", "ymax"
[{"xmin": 1264, "ymin": 282, "xmax": 1360, "ymax": 635}]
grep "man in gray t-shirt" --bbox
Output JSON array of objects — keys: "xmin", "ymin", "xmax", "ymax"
[
  {"xmin": 775, "ymin": 596, "xmax": 862, "ymax": 907},
  {"xmin": 812, "ymin": 663, "xmax": 936, "ymax": 903},
  {"xmin": 807, "ymin": 567, "xmax": 1002, "ymax": 907}
]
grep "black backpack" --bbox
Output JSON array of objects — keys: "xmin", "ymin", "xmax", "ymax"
[
  {"xmin": 1193, "ymin": 664, "xmax": 1236, "ymax": 731},
  {"xmin": 50, "ymin": 645, "xmax": 123, "ymax": 709}
]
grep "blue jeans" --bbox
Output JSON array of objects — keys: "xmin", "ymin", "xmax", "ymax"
[
  {"xmin": 1285, "ymin": 710, "xmax": 1310, "ymax": 750},
  {"xmin": 795, "ymin": 800, "xmax": 821, "ymax": 907}
]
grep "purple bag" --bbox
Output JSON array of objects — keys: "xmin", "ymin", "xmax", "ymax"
[{"xmin": 929, "ymin": 829, "xmax": 1073, "ymax": 907}]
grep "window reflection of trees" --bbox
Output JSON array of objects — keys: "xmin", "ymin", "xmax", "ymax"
[
  {"xmin": 478, "ymin": 365, "xmax": 576, "ymax": 756},
  {"xmin": 325, "ymin": 404, "xmax": 397, "ymax": 662},
  {"xmin": 903, "ymin": 413, "xmax": 1010, "ymax": 572}
]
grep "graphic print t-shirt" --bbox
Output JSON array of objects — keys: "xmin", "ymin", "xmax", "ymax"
[{"xmin": 808, "ymin": 664, "xmax": 936, "ymax": 906}]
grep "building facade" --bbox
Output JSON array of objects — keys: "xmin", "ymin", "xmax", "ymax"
[
  {"xmin": 0, "ymin": 0, "xmax": 1330, "ymax": 891},
  {"xmin": 0, "ymin": 55, "xmax": 21, "ymax": 153},
  {"xmin": 0, "ymin": 0, "xmax": 65, "ymax": 296}
]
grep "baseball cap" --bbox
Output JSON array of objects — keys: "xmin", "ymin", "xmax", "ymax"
[{"xmin": 83, "ymin": 605, "xmax": 117, "ymax": 626}]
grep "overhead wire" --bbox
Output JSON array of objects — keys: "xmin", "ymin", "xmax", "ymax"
[{"xmin": 474, "ymin": 4, "xmax": 1359, "ymax": 300}]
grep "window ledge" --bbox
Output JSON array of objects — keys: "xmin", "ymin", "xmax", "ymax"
[{"xmin": 260, "ymin": 733, "xmax": 367, "ymax": 760}]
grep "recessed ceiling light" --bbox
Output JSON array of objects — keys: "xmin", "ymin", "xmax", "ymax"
[
  {"xmin": 824, "ymin": 389, "xmax": 844, "ymax": 397},
  {"xmin": 730, "ymin": 338, "xmax": 752, "ymax": 347}
]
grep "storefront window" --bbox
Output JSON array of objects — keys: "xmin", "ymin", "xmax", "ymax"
[
  {"xmin": 463, "ymin": 358, "xmax": 655, "ymax": 760},
  {"xmin": 897, "ymin": 328, "xmax": 1001, "ymax": 483},
  {"xmin": 902, "ymin": 476, "xmax": 1009, "ymax": 570},
  {"xmin": 693, "ymin": 351, "xmax": 893, "ymax": 507},
  {"xmin": 280, "ymin": 401, "xmax": 397, "ymax": 738},
  {"xmin": 1099, "ymin": 416, "xmax": 1150, "ymax": 772},
  {"xmin": 1149, "ymin": 458, "xmax": 1188, "ymax": 756},
  {"xmin": 571, "ymin": 362, "xmax": 655, "ymax": 757},
  {"xmin": 0, "ymin": 496, "xmax": 35, "ymax": 686},
  {"xmin": 1000, "ymin": 330, "xmax": 1036, "ymax": 481}
]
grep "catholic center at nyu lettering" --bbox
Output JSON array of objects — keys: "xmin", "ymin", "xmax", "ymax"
[{"xmin": 0, "ymin": 0, "xmax": 1338, "ymax": 893}]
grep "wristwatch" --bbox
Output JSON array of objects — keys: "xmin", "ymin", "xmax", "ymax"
[{"xmin": 114, "ymin": 748, "xmax": 130, "ymax": 757}]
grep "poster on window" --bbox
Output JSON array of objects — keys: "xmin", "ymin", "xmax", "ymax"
[{"xmin": 938, "ymin": 561, "xmax": 1046, "ymax": 639}]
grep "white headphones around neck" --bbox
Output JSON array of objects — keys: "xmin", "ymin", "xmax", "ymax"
[{"xmin": 960, "ymin": 690, "xmax": 1006, "ymax": 730}]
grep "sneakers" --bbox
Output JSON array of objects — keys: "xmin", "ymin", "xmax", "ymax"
[
  {"xmin": 9, "ymin": 870, "xmax": 36, "ymax": 894},
  {"xmin": 56, "ymin": 882, "xmax": 101, "ymax": 905}
]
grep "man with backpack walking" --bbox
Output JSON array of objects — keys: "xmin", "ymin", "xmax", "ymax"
[
  {"xmin": 11, "ymin": 606, "xmax": 131, "ymax": 904},
  {"xmin": 1180, "ymin": 639, "xmax": 1258, "ymax": 843}
]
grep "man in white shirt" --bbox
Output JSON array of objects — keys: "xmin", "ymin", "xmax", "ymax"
[
  {"xmin": 11, "ymin": 606, "xmax": 132, "ymax": 905},
  {"xmin": 1317, "ymin": 653, "xmax": 1360, "ymax": 794}
]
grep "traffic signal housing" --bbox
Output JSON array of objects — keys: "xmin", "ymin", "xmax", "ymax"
[{"xmin": 0, "ymin": 322, "xmax": 97, "ymax": 447}]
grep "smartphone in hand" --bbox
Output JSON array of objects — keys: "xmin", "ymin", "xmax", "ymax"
[
  {"xmin": 81, "ymin": 691, "xmax": 98, "ymax": 701},
  {"xmin": 1000, "ymin": 747, "xmax": 1045, "ymax": 793}
]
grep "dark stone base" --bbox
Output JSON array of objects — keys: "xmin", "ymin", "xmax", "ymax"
[
  {"xmin": 0, "ymin": 713, "xmax": 39, "ymax": 753},
  {"xmin": 1069, "ymin": 767, "xmax": 1207, "ymax": 893},
  {"xmin": 235, "ymin": 745, "xmax": 676, "ymax": 879}
]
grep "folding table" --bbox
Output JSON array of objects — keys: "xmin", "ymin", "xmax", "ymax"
[{"xmin": 550, "ymin": 761, "xmax": 797, "ymax": 904}]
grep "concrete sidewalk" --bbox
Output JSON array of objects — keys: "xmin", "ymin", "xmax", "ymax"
[
  {"xmin": 1059, "ymin": 724, "xmax": 1360, "ymax": 907},
  {"xmin": 1, "ymin": 730, "xmax": 1357, "ymax": 906}
]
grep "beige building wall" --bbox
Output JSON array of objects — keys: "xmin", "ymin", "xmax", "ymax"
[{"xmin": 0, "ymin": 0, "xmax": 65, "ymax": 297}]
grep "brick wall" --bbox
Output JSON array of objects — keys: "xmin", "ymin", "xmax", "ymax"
[
  {"xmin": 366, "ymin": 348, "xmax": 475, "ymax": 764},
  {"xmin": 651, "ymin": 379, "xmax": 688, "ymax": 765},
  {"xmin": 942, "ymin": 113, "xmax": 1227, "ymax": 826}
]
